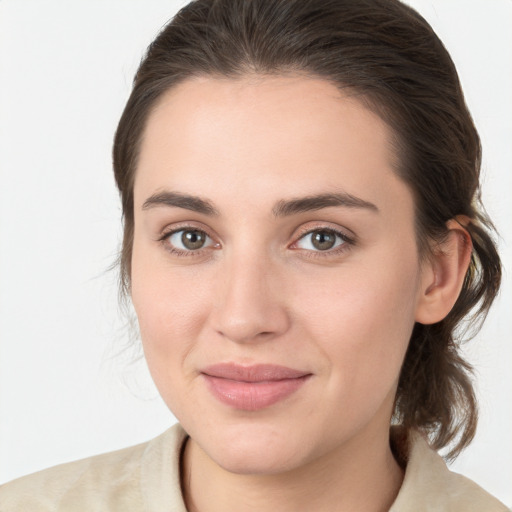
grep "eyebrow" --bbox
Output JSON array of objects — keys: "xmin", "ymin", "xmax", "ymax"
[
  {"xmin": 142, "ymin": 191, "xmax": 219, "ymax": 216},
  {"xmin": 272, "ymin": 192, "xmax": 379, "ymax": 217},
  {"xmin": 141, "ymin": 190, "xmax": 378, "ymax": 217}
]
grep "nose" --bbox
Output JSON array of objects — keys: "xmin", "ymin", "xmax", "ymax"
[{"xmin": 210, "ymin": 251, "xmax": 290, "ymax": 344}]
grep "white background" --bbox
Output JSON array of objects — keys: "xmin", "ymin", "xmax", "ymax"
[{"xmin": 0, "ymin": 0, "xmax": 511, "ymax": 505}]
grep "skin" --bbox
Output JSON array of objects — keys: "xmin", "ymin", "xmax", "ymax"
[{"xmin": 130, "ymin": 75, "xmax": 471, "ymax": 512}]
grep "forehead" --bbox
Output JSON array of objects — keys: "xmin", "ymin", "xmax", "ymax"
[{"xmin": 134, "ymin": 74, "xmax": 410, "ymax": 217}]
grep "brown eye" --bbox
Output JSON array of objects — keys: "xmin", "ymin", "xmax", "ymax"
[
  {"xmin": 167, "ymin": 229, "xmax": 214, "ymax": 251},
  {"xmin": 311, "ymin": 231, "xmax": 336, "ymax": 250},
  {"xmin": 181, "ymin": 230, "xmax": 206, "ymax": 250},
  {"xmin": 295, "ymin": 229, "xmax": 347, "ymax": 252}
]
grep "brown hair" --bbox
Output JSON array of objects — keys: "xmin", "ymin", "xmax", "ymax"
[{"xmin": 112, "ymin": 0, "xmax": 501, "ymax": 459}]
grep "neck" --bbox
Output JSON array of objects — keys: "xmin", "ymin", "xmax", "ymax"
[{"xmin": 181, "ymin": 423, "xmax": 404, "ymax": 512}]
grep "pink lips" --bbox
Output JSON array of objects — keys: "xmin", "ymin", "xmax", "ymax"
[{"xmin": 201, "ymin": 363, "xmax": 311, "ymax": 411}]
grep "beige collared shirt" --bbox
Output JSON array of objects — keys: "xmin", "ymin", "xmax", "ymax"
[{"xmin": 0, "ymin": 423, "xmax": 507, "ymax": 511}]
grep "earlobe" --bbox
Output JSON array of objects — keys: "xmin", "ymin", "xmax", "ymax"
[{"xmin": 415, "ymin": 218, "xmax": 473, "ymax": 325}]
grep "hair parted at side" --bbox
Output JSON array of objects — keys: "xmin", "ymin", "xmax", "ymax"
[{"xmin": 112, "ymin": 0, "xmax": 501, "ymax": 459}]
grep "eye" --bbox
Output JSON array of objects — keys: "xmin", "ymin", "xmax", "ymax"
[
  {"xmin": 165, "ymin": 229, "xmax": 215, "ymax": 252},
  {"xmin": 295, "ymin": 229, "xmax": 348, "ymax": 252}
]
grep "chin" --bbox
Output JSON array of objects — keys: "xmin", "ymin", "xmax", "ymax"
[
  {"xmin": 213, "ymin": 443, "xmax": 302, "ymax": 476},
  {"xmin": 194, "ymin": 419, "xmax": 310, "ymax": 475}
]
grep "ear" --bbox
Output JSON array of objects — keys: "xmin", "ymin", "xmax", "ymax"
[{"xmin": 415, "ymin": 218, "xmax": 473, "ymax": 325}]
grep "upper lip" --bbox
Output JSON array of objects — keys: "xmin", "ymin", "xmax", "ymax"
[{"xmin": 202, "ymin": 363, "xmax": 311, "ymax": 382}]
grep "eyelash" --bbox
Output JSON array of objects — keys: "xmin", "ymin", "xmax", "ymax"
[
  {"xmin": 158, "ymin": 225, "xmax": 217, "ymax": 258},
  {"xmin": 291, "ymin": 227, "xmax": 354, "ymax": 260},
  {"xmin": 158, "ymin": 225, "xmax": 355, "ymax": 259}
]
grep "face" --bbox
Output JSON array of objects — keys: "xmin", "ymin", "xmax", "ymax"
[{"xmin": 131, "ymin": 75, "xmax": 429, "ymax": 475}]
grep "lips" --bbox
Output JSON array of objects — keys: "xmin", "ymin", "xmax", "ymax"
[{"xmin": 201, "ymin": 363, "xmax": 312, "ymax": 411}]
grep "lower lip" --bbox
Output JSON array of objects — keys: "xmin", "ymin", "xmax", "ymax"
[{"xmin": 202, "ymin": 375, "xmax": 310, "ymax": 411}]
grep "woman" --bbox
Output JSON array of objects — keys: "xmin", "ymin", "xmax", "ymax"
[{"xmin": 0, "ymin": 0, "xmax": 508, "ymax": 510}]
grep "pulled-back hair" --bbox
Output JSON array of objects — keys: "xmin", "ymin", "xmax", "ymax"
[{"xmin": 112, "ymin": 0, "xmax": 501, "ymax": 459}]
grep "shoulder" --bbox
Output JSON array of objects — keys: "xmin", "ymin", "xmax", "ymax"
[
  {"xmin": 0, "ymin": 423, "xmax": 188, "ymax": 512},
  {"xmin": 0, "ymin": 440, "xmax": 149, "ymax": 512},
  {"xmin": 391, "ymin": 429, "xmax": 509, "ymax": 512}
]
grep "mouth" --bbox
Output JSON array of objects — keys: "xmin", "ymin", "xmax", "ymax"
[{"xmin": 201, "ymin": 363, "xmax": 312, "ymax": 411}]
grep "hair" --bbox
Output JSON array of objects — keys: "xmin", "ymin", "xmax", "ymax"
[{"xmin": 112, "ymin": 0, "xmax": 501, "ymax": 459}]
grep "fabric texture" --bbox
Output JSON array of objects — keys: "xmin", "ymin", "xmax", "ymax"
[{"xmin": 0, "ymin": 423, "xmax": 507, "ymax": 511}]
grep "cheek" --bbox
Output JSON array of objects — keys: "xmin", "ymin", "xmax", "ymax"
[
  {"xmin": 292, "ymin": 252, "xmax": 420, "ymax": 394},
  {"xmin": 131, "ymin": 270, "xmax": 213, "ymax": 418},
  {"xmin": 130, "ymin": 243, "xmax": 213, "ymax": 379}
]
